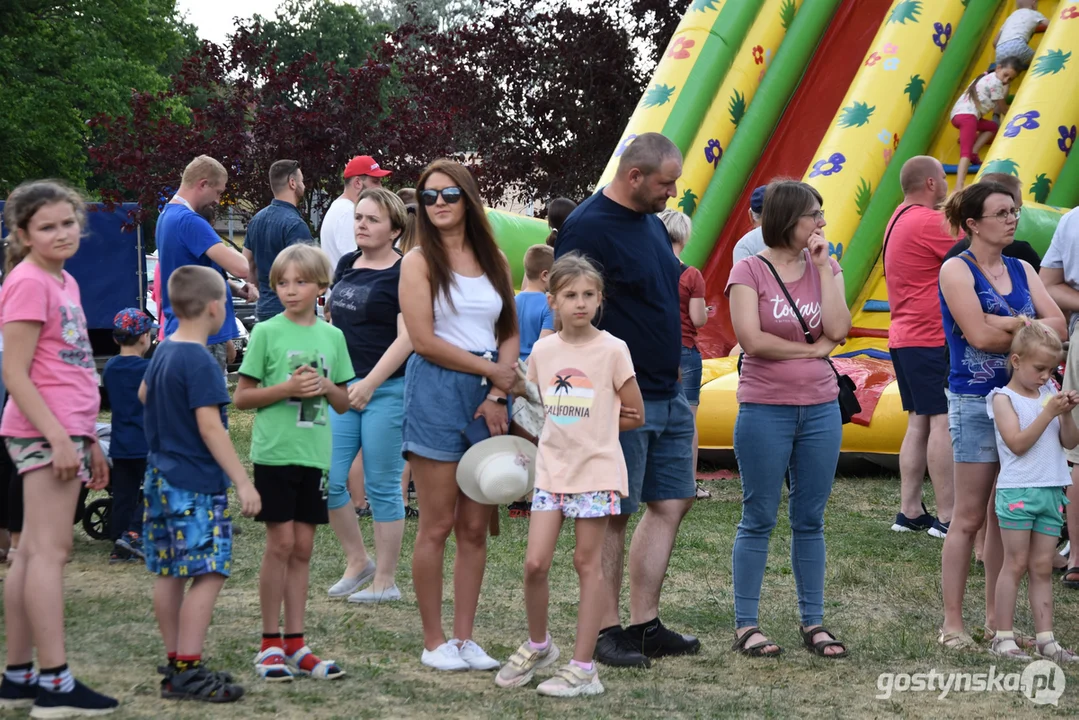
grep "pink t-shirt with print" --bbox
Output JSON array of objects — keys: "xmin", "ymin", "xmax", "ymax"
[
  {"xmin": 527, "ymin": 331, "xmax": 635, "ymax": 496},
  {"xmin": 725, "ymin": 252, "xmax": 842, "ymax": 406},
  {"xmin": 0, "ymin": 262, "xmax": 100, "ymax": 439}
]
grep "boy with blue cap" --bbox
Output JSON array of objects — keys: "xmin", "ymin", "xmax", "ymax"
[{"xmin": 102, "ymin": 307, "xmax": 155, "ymax": 563}]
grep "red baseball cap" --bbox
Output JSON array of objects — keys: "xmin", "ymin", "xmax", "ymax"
[{"xmin": 344, "ymin": 155, "xmax": 391, "ymax": 179}]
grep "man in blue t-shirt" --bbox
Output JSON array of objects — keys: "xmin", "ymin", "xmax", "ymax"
[
  {"xmin": 157, "ymin": 155, "xmax": 256, "ymax": 372},
  {"xmin": 555, "ymin": 132, "xmax": 699, "ymax": 667},
  {"xmin": 242, "ymin": 159, "xmax": 314, "ymax": 321}
]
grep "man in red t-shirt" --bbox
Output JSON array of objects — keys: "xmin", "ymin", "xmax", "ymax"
[{"xmin": 883, "ymin": 156, "xmax": 954, "ymax": 538}]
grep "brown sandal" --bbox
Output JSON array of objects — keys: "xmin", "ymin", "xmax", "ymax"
[
  {"xmin": 800, "ymin": 625, "xmax": 848, "ymax": 658},
  {"xmin": 732, "ymin": 627, "xmax": 783, "ymax": 657}
]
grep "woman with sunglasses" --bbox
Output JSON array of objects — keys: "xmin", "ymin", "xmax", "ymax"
[
  {"xmin": 398, "ymin": 159, "xmax": 519, "ymax": 671},
  {"xmin": 937, "ymin": 182, "xmax": 1066, "ymax": 651}
]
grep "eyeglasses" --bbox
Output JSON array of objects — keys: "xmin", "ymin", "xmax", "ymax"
[
  {"xmin": 978, "ymin": 208, "xmax": 1021, "ymax": 222},
  {"xmin": 420, "ymin": 187, "xmax": 463, "ymax": 206},
  {"xmin": 801, "ymin": 210, "xmax": 825, "ymax": 222}
]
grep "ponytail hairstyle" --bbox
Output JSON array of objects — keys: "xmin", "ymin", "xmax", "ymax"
[
  {"xmin": 398, "ymin": 203, "xmax": 419, "ymax": 253},
  {"xmin": 545, "ymin": 197, "xmax": 578, "ymax": 247},
  {"xmin": 1007, "ymin": 315, "xmax": 1063, "ymax": 374},
  {"xmin": 942, "ymin": 181, "xmax": 1014, "ymax": 237},
  {"xmin": 964, "ymin": 57, "xmax": 1021, "ymax": 110},
  {"xmin": 3, "ymin": 180, "xmax": 86, "ymax": 275},
  {"xmin": 415, "ymin": 159, "xmax": 517, "ymax": 342},
  {"xmin": 547, "ymin": 251, "xmax": 605, "ymax": 327}
]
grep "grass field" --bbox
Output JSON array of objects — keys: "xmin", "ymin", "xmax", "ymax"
[{"xmin": 3, "ymin": 405, "xmax": 1079, "ymax": 719}]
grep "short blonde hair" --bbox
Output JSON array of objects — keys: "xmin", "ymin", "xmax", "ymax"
[
  {"xmin": 658, "ymin": 209, "xmax": 691, "ymax": 246},
  {"xmin": 358, "ymin": 187, "xmax": 408, "ymax": 243},
  {"xmin": 181, "ymin": 155, "xmax": 228, "ymax": 188},
  {"xmin": 269, "ymin": 243, "xmax": 332, "ymax": 290},
  {"xmin": 168, "ymin": 265, "xmax": 226, "ymax": 320}
]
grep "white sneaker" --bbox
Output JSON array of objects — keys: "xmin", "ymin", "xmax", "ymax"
[
  {"xmin": 347, "ymin": 584, "xmax": 402, "ymax": 604},
  {"xmin": 327, "ymin": 559, "xmax": 376, "ymax": 598},
  {"xmin": 454, "ymin": 638, "xmax": 501, "ymax": 670},
  {"xmin": 421, "ymin": 642, "xmax": 470, "ymax": 671},
  {"xmin": 536, "ymin": 663, "xmax": 605, "ymax": 697}
]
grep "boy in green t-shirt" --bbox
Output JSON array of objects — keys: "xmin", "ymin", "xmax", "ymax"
[{"xmin": 234, "ymin": 245, "xmax": 354, "ymax": 682}]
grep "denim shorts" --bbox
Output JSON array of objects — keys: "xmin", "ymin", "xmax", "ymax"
[
  {"xmin": 401, "ymin": 351, "xmax": 508, "ymax": 463},
  {"xmin": 946, "ymin": 390, "xmax": 998, "ymax": 464},
  {"xmin": 619, "ymin": 393, "xmax": 696, "ymax": 514},
  {"xmin": 680, "ymin": 346, "xmax": 703, "ymax": 406}
]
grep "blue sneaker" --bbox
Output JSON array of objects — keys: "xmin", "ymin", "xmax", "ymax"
[
  {"xmin": 891, "ymin": 503, "xmax": 936, "ymax": 533},
  {"xmin": 31, "ymin": 679, "xmax": 118, "ymax": 717},
  {"xmin": 0, "ymin": 675, "xmax": 37, "ymax": 710},
  {"xmin": 928, "ymin": 519, "xmax": 950, "ymax": 539}
]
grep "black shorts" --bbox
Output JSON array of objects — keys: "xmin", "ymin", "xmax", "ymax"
[
  {"xmin": 253, "ymin": 464, "xmax": 329, "ymax": 525},
  {"xmin": 890, "ymin": 346, "xmax": 948, "ymax": 416}
]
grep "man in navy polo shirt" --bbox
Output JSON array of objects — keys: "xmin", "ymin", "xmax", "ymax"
[
  {"xmin": 243, "ymin": 159, "xmax": 314, "ymax": 321},
  {"xmin": 555, "ymin": 132, "xmax": 699, "ymax": 668}
]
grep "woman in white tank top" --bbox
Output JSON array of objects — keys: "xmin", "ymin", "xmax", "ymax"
[{"xmin": 399, "ymin": 159, "xmax": 520, "ymax": 671}]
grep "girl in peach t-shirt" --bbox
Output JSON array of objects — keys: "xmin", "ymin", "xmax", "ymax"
[{"xmin": 495, "ymin": 254, "xmax": 644, "ymax": 698}]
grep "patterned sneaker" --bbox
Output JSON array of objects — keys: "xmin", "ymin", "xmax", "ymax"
[
  {"xmin": 31, "ymin": 679, "xmax": 119, "ymax": 717},
  {"xmin": 536, "ymin": 663, "xmax": 604, "ymax": 698},
  {"xmin": 454, "ymin": 639, "xmax": 500, "ymax": 671},
  {"xmin": 0, "ymin": 675, "xmax": 37, "ymax": 709},
  {"xmin": 495, "ymin": 639, "xmax": 561, "ymax": 688},
  {"xmin": 116, "ymin": 531, "xmax": 145, "ymax": 560}
]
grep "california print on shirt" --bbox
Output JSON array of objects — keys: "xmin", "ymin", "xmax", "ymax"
[{"xmin": 544, "ymin": 368, "xmax": 594, "ymax": 425}]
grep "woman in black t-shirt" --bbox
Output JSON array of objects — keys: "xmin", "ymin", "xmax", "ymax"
[{"xmin": 325, "ymin": 188, "xmax": 413, "ymax": 604}]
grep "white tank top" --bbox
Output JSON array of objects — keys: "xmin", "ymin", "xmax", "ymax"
[{"xmin": 433, "ymin": 271, "xmax": 501, "ymax": 351}]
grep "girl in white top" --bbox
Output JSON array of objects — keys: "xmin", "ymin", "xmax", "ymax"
[
  {"xmin": 495, "ymin": 254, "xmax": 644, "ymax": 697},
  {"xmin": 986, "ymin": 318, "xmax": 1079, "ymax": 662},
  {"xmin": 399, "ymin": 159, "xmax": 520, "ymax": 672},
  {"xmin": 949, "ymin": 57, "xmax": 1020, "ymax": 190}
]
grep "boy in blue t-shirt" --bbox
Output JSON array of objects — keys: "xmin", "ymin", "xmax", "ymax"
[
  {"xmin": 516, "ymin": 244, "xmax": 555, "ymax": 361},
  {"xmin": 102, "ymin": 308, "xmax": 154, "ymax": 564},
  {"xmin": 141, "ymin": 266, "xmax": 261, "ymax": 703}
]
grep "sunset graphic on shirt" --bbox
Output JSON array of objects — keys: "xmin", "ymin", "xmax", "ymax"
[{"xmin": 544, "ymin": 368, "xmax": 594, "ymax": 425}]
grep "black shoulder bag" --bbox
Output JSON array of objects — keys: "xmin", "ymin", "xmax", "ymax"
[
  {"xmin": 757, "ymin": 256, "xmax": 861, "ymax": 424},
  {"xmin": 881, "ymin": 204, "xmax": 918, "ymax": 277}
]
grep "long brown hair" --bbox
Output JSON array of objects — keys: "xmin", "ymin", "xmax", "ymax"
[
  {"xmin": 415, "ymin": 159, "xmax": 517, "ymax": 342},
  {"xmin": 963, "ymin": 58, "xmax": 1019, "ymax": 110},
  {"xmin": 942, "ymin": 181, "xmax": 1013, "ymax": 236}
]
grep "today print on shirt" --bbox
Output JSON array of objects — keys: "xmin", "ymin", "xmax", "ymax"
[{"xmin": 767, "ymin": 293, "xmax": 822, "ymax": 329}]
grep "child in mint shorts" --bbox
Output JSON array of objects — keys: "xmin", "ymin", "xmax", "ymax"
[{"xmin": 986, "ymin": 318, "xmax": 1079, "ymax": 664}]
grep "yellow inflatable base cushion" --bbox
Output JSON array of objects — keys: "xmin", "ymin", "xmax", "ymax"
[{"xmin": 696, "ymin": 360, "xmax": 906, "ymax": 456}]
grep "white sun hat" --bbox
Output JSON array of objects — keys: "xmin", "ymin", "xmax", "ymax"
[{"xmin": 456, "ymin": 436, "xmax": 537, "ymax": 505}]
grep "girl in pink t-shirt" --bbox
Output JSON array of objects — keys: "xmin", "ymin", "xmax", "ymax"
[
  {"xmin": 496, "ymin": 254, "xmax": 644, "ymax": 698},
  {"xmin": 0, "ymin": 181, "xmax": 117, "ymax": 713}
]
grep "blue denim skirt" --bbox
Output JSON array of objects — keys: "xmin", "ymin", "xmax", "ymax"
[{"xmin": 401, "ymin": 351, "xmax": 505, "ymax": 463}]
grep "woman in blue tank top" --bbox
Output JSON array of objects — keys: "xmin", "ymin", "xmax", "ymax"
[{"xmin": 937, "ymin": 182, "xmax": 1066, "ymax": 650}]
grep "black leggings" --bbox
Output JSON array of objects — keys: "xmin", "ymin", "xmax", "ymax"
[{"xmin": 109, "ymin": 458, "xmax": 146, "ymax": 540}]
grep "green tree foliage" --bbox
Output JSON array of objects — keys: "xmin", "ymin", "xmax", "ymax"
[{"xmin": 0, "ymin": 0, "xmax": 197, "ymax": 193}]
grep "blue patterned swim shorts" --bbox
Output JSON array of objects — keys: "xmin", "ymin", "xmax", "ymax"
[{"xmin": 143, "ymin": 465, "xmax": 233, "ymax": 578}]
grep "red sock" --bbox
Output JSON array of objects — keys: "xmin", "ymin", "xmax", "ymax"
[
  {"xmin": 284, "ymin": 634, "xmax": 319, "ymax": 672},
  {"xmin": 261, "ymin": 633, "xmax": 283, "ymax": 654},
  {"xmin": 174, "ymin": 655, "xmax": 201, "ymax": 672}
]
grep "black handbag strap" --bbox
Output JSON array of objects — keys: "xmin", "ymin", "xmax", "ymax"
[
  {"xmin": 881, "ymin": 204, "xmax": 919, "ymax": 277},
  {"xmin": 757, "ymin": 254, "xmax": 843, "ymax": 383}
]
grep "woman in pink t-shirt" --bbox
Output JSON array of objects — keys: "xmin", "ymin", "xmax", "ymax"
[
  {"xmin": 497, "ymin": 254, "xmax": 645, "ymax": 696},
  {"xmin": 725, "ymin": 180, "xmax": 851, "ymax": 659},
  {"xmin": 0, "ymin": 181, "xmax": 118, "ymax": 713}
]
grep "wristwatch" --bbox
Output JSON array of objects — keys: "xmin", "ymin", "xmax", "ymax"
[{"xmin": 486, "ymin": 394, "xmax": 508, "ymax": 405}]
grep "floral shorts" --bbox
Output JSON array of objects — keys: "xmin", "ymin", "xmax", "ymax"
[
  {"xmin": 3, "ymin": 436, "xmax": 92, "ymax": 483},
  {"xmin": 531, "ymin": 488, "xmax": 621, "ymax": 519}
]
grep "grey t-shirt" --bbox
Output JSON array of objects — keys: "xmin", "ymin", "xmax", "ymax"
[
  {"xmin": 1041, "ymin": 207, "xmax": 1079, "ymax": 334},
  {"xmin": 732, "ymin": 226, "xmax": 765, "ymax": 263}
]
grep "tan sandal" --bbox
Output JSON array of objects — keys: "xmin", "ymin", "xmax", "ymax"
[
  {"xmin": 938, "ymin": 630, "xmax": 978, "ymax": 650},
  {"xmin": 978, "ymin": 627, "xmax": 1035, "ymax": 648}
]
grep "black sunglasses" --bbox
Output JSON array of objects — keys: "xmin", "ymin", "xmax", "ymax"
[{"xmin": 420, "ymin": 187, "xmax": 463, "ymax": 206}]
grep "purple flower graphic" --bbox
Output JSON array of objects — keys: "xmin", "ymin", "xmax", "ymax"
[
  {"xmin": 883, "ymin": 57, "xmax": 900, "ymax": 71},
  {"xmin": 615, "ymin": 134, "xmax": 637, "ymax": 157},
  {"xmin": 1059, "ymin": 125, "xmax": 1076, "ymax": 155},
  {"xmin": 1003, "ymin": 110, "xmax": 1041, "ymax": 138},
  {"xmin": 809, "ymin": 152, "xmax": 846, "ymax": 178},
  {"xmin": 933, "ymin": 22, "xmax": 952, "ymax": 51},
  {"xmin": 704, "ymin": 139, "xmax": 723, "ymax": 167}
]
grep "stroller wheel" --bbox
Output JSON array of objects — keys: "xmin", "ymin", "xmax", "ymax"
[{"xmin": 83, "ymin": 498, "xmax": 112, "ymax": 541}]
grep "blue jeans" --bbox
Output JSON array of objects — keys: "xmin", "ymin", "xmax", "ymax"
[
  {"xmin": 732, "ymin": 401, "xmax": 841, "ymax": 627},
  {"xmin": 328, "ymin": 376, "xmax": 406, "ymax": 522},
  {"xmin": 680, "ymin": 346, "xmax": 702, "ymax": 406}
]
